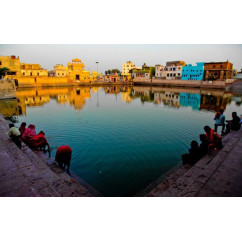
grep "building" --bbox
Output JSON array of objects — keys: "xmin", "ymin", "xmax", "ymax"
[
  {"xmin": 0, "ymin": 55, "xmax": 21, "ymax": 75},
  {"xmin": 181, "ymin": 62, "xmax": 204, "ymax": 81},
  {"xmin": 122, "ymin": 61, "xmax": 136, "ymax": 74},
  {"xmin": 204, "ymin": 61, "xmax": 233, "ymax": 80},
  {"xmin": 67, "ymin": 58, "xmax": 90, "ymax": 81},
  {"xmin": 155, "ymin": 65, "xmax": 164, "ymax": 78},
  {"xmin": 133, "ymin": 63, "xmax": 155, "ymax": 80},
  {"xmin": 21, "ymin": 63, "xmax": 48, "ymax": 76},
  {"xmin": 53, "ymin": 64, "xmax": 68, "ymax": 77},
  {"xmin": 236, "ymin": 69, "xmax": 242, "ymax": 80},
  {"xmin": 166, "ymin": 61, "xmax": 186, "ymax": 80}
]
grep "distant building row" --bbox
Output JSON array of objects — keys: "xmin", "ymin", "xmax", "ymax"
[
  {"xmin": 155, "ymin": 60, "xmax": 235, "ymax": 80},
  {"xmin": 121, "ymin": 60, "xmax": 238, "ymax": 81},
  {"xmin": 0, "ymin": 55, "xmax": 95, "ymax": 81}
]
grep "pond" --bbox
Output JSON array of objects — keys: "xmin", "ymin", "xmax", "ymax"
[{"xmin": 0, "ymin": 85, "xmax": 242, "ymax": 196}]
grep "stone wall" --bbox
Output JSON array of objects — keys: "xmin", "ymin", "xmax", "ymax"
[{"xmin": 0, "ymin": 79, "xmax": 16, "ymax": 99}]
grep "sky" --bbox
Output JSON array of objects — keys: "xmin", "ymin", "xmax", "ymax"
[{"xmin": 1, "ymin": 44, "xmax": 242, "ymax": 73}]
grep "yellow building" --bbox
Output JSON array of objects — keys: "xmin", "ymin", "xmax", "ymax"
[
  {"xmin": 0, "ymin": 55, "xmax": 21, "ymax": 75},
  {"xmin": 54, "ymin": 64, "xmax": 68, "ymax": 77},
  {"xmin": 21, "ymin": 63, "xmax": 48, "ymax": 76},
  {"xmin": 68, "ymin": 58, "xmax": 90, "ymax": 82}
]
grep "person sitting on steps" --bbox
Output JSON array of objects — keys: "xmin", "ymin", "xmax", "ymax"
[
  {"xmin": 225, "ymin": 112, "xmax": 241, "ymax": 133},
  {"xmin": 214, "ymin": 109, "xmax": 225, "ymax": 134},
  {"xmin": 204, "ymin": 125, "xmax": 222, "ymax": 150},
  {"xmin": 8, "ymin": 123, "xmax": 22, "ymax": 149}
]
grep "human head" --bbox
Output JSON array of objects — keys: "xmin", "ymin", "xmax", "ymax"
[
  {"xmin": 9, "ymin": 123, "xmax": 14, "ymax": 128},
  {"xmin": 232, "ymin": 112, "xmax": 237, "ymax": 118},
  {"xmin": 191, "ymin": 140, "xmax": 198, "ymax": 148},
  {"xmin": 220, "ymin": 109, "xmax": 224, "ymax": 114},
  {"xmin": 204, "ymin": 126, "xmax": 211, "ymax": 134},
  {"xmin": 21, "ymin": 122, "xmax": 26, "ymax": 127},
  {"xmin": 200, "ymin": 134, "xmax": 207, "ymax": 142},
  {"xmin": 39, "ymin": 131, "xmax": 45, "ymax": 135},
  {"xmin": 28, "ymin": 124, "xmax": 35, "ymax": 129}
]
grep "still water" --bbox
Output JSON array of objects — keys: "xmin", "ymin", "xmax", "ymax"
[{"xmin": 1, "ymin": 86, "xmax": 242, "ymax": 196}]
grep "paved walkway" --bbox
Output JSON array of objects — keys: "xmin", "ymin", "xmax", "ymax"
[
  {"xmin": 0, "ymin": 114, "xmax": 100, "ymax": 197},
  {"xmin": 147, "ymin": 129, "xmax": 242, "ymax": 197}
]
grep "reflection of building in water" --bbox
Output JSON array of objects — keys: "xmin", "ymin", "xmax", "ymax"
[
  {"xmin": 200, "ymin": 93, "xmax": 232, "ymax": 111},
  {"xmin": 232, "ymin": 96, "xmax": 242, "ymax": 106},
  {"xmin": 180, "ymin": 93, "xmax": 201, "ymax": 110},
  {"xmin": 0, "ymin": 99, "xmax": 20, "ymax": 117},
  {"xmin": 161, "ymin": 92, "xmax": 180, "ymax": 107},
  {"xmin": 16, "ymin": 87, "xmax": 91, "ymax": 112},
  {"xmin": 55, "ymin": 87, "xmax": 91, "ymax": 111},
  {"xmin": 24, "ymin": 96, "xmax": 50, "ymax": 106},
  {"xmin": 120, "ymin": 87, "xmax": 132, "ymax": 103}
]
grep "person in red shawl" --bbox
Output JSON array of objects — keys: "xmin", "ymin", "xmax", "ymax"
[
  {"xmin": 55, "ymin": 145, "xmax": 72, "ymax": 174},
  {"xmin": 22, "ymin": 124, "xmax": 50, "ymax": 156},
  {"xmin": 204, "ymin": 125, "xmax": 222, "ymax": 150},
  {"xmin": 22, "ymin": 124, "xmax": 36, "ymax": 143}
]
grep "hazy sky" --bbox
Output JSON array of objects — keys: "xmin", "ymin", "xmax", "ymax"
[{"xmin": 1, "ymin": 44, "xmax": 242, "ymax": 73}]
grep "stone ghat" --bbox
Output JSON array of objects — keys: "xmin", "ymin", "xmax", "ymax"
[
  {"xmin": 0, "ymin": 114, "xmax": 101, "ymax": 197},
  {"xmin": 145, "ymin": 129, "xmax": 242, "ymax": 197}
]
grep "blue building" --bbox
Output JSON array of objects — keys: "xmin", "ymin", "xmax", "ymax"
[{"xmin": 181, "ymin": 62, "xmax": 204, "ymax": 81}]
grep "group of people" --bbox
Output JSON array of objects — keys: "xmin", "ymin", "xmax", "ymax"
[
  {"xmin": 8, "ymin": 122, "xmax": 72, "ymax": 174},
  {"xmin": 214, "ymin": 110, "xmax": 241, "ymax": 135},
  {"xmin": 8, "ymin": 122, "xmax": 50, "ymax": 156},
  {"xmin": 182, "ymin": 111, "xmax": 241, "ymax": 165}
]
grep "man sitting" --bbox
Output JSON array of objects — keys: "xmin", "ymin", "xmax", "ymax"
[
  {"xmin": 8, "ymin": 123, "xmax": 21, "ymax": 148},
  {"xmin": 214, "ymin": 109, "xmax": 225, "ymax": 134},
  {"xmin": 225, "ymin": 112, "xmax": 241, "ymax": 133}
]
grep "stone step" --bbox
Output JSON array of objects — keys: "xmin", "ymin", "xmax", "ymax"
[
  {"xmin": 146, "ymin": 131, "xmax": 239, "ymax": 197},
  {"xmin": 34, "ymin": 150, "xmax": 102, "ymax": 197},
  {"xmin": 159, "ymin": 132, "xmax": 241, "ymax": 197}
]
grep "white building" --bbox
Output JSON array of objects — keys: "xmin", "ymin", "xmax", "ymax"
[
  {"xmin": 155, "ymin": 61, "xmax": 186, "ymax": 80},
  {"xmin": 122, "ymin": 61, "xmax": 140, "ymax": 74}
]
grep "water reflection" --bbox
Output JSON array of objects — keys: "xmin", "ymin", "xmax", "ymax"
[{"xmin": 0, "ymin": 85, "xmax": 241, "ymax": 118}]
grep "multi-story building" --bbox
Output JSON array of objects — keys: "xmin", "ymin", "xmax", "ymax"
[
  {"xmin": 53, "ymin": 64, "xmax": 68, "ymax": 77},
  {"xmin": 155, "ymin": 61, "xmax": 186, "ymax": 79},
  {"xmin": 133, "ymin": 63, "xmax": 155, "ymax": 80},
  {"xmin": 181, "ymin": 62, "xmax": 204, "ymax": 81},
  {"xmin": 204, "ymin": 61, "xmax": 233, "ymax": 80},
  {"xmin": 0, "ymin": 55, "xmax": 21, "ymax": 75},
  {"xmin": 166, "ymin": 61, "xmax": 186, "ymax": 80},
  {"xmin": 67, "ymin": 58, "xmax": 90, "ymax": 81},
  {"xmin": 21, "ymin": 63, "xmax": 48, "ymax": 76},
  {"xmin": 122, "ymin": 61, "xmax": 136, "ymax": 74},
  {"xmin": 155, "ymin": 65, "xmax": 164, "ymax": 78}
]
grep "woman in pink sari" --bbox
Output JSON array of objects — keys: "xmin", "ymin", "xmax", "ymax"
[{"xmin": 22, "ymin": 124, "xmax": 36, "ymax": 143}]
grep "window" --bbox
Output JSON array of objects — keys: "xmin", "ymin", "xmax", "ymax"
[
  {"xmin": 37, "ymin": 73, "xmax": 39, "ymax": 76},
  {"xmin": 23, "ymin": 73, "xmax": 25, "ymax": 76},
  {"xmin": 213, "ymin": 65, "xmax": 216, "ymax": 68},
  {"xmin": 0, "ymin": 61, "xmax": 2, "ymax": 65},
  {"xmin": 220, "ymin": 65, "xmax": 223, "ymax": 68}
]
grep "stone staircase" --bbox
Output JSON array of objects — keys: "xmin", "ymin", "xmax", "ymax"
[
  {"xmin": 0, "ymin": 115, "xmax": 101, "ymax": 197},
  {"xmin": 146, "ymin": 130, "xmax": 242, "ymax": 197}
]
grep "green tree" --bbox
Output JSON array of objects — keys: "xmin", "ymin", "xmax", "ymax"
[{"xmin": 0, "ymin": 67, "xmax": 9, "ymax": 78}]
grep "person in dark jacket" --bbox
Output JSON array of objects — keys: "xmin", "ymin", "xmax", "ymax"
[
  {"xmin": 182, "ymin": 140, "xmax": 201, "ymax": 165},
  {"xmin": 225, "ymin": 112, "xmax": 241, "ymax": 133},
  {"xmin": 199, "ymin": 134, "xmax": 209, "ymax": 157}
]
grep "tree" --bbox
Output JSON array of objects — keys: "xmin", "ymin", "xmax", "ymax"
[{"xmin": 0, "ymin": 67, "xmax": 9, "ymax": 79}]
